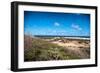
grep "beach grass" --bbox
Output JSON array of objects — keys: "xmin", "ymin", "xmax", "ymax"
[{"xmin": 24, "ymin": 35, "xmax": 90, "ymax": 61}]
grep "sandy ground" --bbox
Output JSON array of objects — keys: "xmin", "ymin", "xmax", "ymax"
[
  {"xmin": 50, "ymin": 39, "xmax": 90, "ymax": 59},
  {"xmin": 51, "ymin": 41, "xmax": 89, "ymax": 49}
]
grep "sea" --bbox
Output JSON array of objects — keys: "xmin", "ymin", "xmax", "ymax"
[{"xmin": 33, "ymin": 35, "xmax": 90, "ymax": 40}]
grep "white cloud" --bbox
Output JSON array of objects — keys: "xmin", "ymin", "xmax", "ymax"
[
  {"xmin": 71, "ymin": 24, "xmax": 82, "ymax": 31},
  {"xmin": 54, "ymin": 22, "xmax": 60, "ymax": 26}
]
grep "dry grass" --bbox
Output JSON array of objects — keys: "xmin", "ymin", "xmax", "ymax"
[{"xmin": 24, "ymin": 35, "xmax": 90, "ymax": 62}]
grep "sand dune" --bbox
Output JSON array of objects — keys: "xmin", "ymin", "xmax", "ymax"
[
  {"xmin": 52, "ymin": 40, "xmax": 89, "ymax": 49},
  {"xmin": 51, "ymin": 39, "xmax": 90, "ymax": 58},
  {"xmin": 24, "ymin": 35, "xmax": 90, "ymax": 61}
]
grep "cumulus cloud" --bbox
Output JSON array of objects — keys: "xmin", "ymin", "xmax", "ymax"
[
  {"xmin": 54, "ymin": 22, "xmax": 60, "ymax": 26},
  {"xmin": 71, "ymin": 24, "xmax": 82, "ymax": 31}
]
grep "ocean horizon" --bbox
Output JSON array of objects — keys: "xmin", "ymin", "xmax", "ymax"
[{"xmin": 25, "ymin": 34, "xmax": 90, "ymax": 40}]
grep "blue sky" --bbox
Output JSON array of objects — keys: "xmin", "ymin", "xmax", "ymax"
[{"xmin": 24, "ymin": 11, "xmax": 90, "ymax": 36}]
